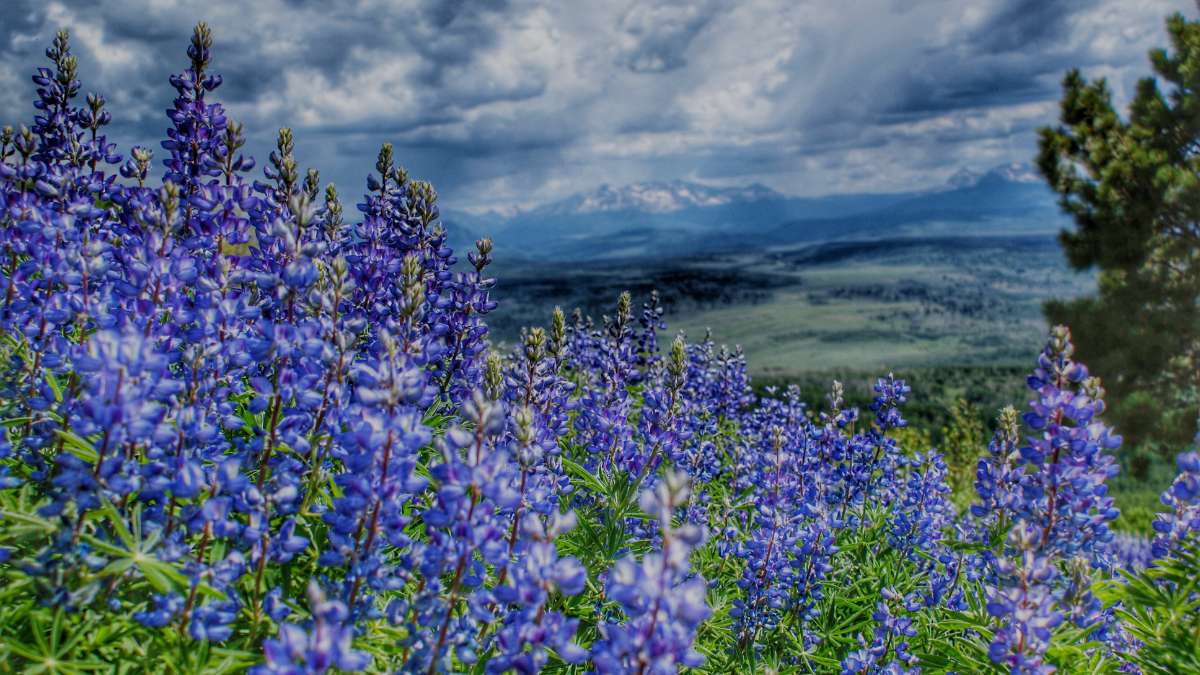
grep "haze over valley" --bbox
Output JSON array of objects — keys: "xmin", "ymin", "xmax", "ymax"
[{"xmin": 458, "ymin": 163, "xmax": 1090, "ymax": 379}]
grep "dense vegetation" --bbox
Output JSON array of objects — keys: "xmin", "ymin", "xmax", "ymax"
[
  {"xmin": 1038, "ymin": 12, "xmax": 1200, "ymax": 453},
  {"xmin": 1, "ymin": 22, "xmax": 1199, "ymax": 675}
]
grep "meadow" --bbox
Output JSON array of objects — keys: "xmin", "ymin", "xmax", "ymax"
[
  {"xmin": 490, "ymin": 230, "xmax": 1092, "ymax": 375},
  {"xmin": 1, "ymin": 23, "xmax": 1199, "ymax": 675}
]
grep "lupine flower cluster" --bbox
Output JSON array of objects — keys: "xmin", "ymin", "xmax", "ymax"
[
  {"xmin": 840, "ymin": 587, "xmax": 921, "ymax": 675},
  {"xmin": 3, "ymin": 24, "xmax": 1200, "ymax": 675},
  {"xmin": 1106, "ymin": 531, "xmax": 1154, "ymax": 573},
  {"xmin": 964, "ymin": 327, "xmax": 1126, "ymax": 672},
  {"xmin": 254, "ymin": 582, "xmax": 369, "ymax": 674},
  {"xmin": 1151, "ymin": 451, "xmax": 1200, "ymax": 559},
  {"xmin": 985, "ymin": 523, "xmax": 1064, "ymax": 673},
  {"xmin": 971, "ymin": 406, "xmax": 1023, "ymax": 543},
  {"xmin": 719, "ymin": 369, "xmax": 969, "ymax": 670},
  {"xmin": 1016, "ymin": 328, "xmax": 1121, "ymax": 559},
  {"xmin": 592, "ymin": 472, "xmax": 711, "ymax": 673},
  {"xmin": 0, "ymin": 26, "xmax": 745, "ymax": 673}
]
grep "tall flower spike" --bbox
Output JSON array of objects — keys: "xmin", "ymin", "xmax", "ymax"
[
  {"xmin": 485, "ymin": 512, "xmax": 588, "ymax": 673},
  {"xmin": 981, "ymin": 326, "xmax": 1123, "ymax": 673},
  {"xmin": 591, "ymin": 471, "xmax": 711, "ymax": 674},
  {"xmin": 986, "ymin": 524, "xmax": 1062, "ymax": 674},
  {"xmin": 402, "ymin": 390, "xmax": 513, "ymax": 672},
  {"xmin": 31, "ymin": 30, "xmax": 82, "ymax": 167},
  {"xmin": 162, "ymin": 22, "xmax": 229, "ymax": 244},
  {"xmin": 1016, "ymin": 325, "xmax": 1121, "ymax": 562},
  {"xmin": 971, "ymin": 406, "xmax": 1023, "ymax": 542},
  {"xmin": 870, "ymin": 373, "xmax": 910, "ymax": 430}
]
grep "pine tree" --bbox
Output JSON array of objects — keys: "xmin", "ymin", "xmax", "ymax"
[{"xmin": 1038, "ymin": 12, "xmax": 1200, "ymax": 458}]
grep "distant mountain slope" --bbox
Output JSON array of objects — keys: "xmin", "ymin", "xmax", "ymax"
[
  {"xmin": 443, "ymin": 163, "xmax": 1070, "ymax": 261},
  {"xmin": 530, "ymin": 179, "xmax": 784, "ymax": 215}
]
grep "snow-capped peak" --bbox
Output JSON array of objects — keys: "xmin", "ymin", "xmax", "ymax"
[
  {"xmin": 945, "ymin": 167, "xmax": 983, "ymax": 190},
  {"xmin": 988, "ymin": 162, "xmax": 1040, "ymax": 184},
  {"xmin": 944, "ymin": 162, "xmax": 1041, "ymax": 189},
  {"xmin": 539, "ymin": 180, "xmax": 784, "ymax": 215}
]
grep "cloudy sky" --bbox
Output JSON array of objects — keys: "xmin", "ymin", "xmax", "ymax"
[{"xmin": 0, "ymin": 0, "xmax": 1193, "ymax": 211}]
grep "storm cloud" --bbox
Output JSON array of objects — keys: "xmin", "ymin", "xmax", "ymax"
[{"xmin": 0, "ymin": 0, "xmax": 1190, "ymax": 210}]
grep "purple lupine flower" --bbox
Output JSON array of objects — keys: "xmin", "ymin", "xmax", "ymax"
[
  {"xmin": 681, "ymin": 330, "xmax": 752, "ymax": 423},
  {"xmin": 134, "ymin": 593, "xmax": 185, "ymax": 629},
  {"xmin": 840, "ymin": 587, "xmax": 921, "ymax": 674},
  {"xmin": 820, "ymin": 377, "xmax": 908, "ymax": 530},
  {"xmin": 889, "ymin": 449, "xmax": 954, "ymax": 561},
  {"xmin": 732, "ymin": 421, "xmax": 809, "ymax": 643},
  {"xmin": 971, "ymin": 406, "xmax": 1023, "ymax": 544},
  {"xmin": 870, "ymin": 374, "xmax": 911, "ymax": 431},
  {"xmin": 1014, "ymin": 326, "xmax": 1121, "ymax": 563},
  {"xmin": 321, "ymin": 329, "xmax": 431, "ymax": 619},
  {"xmin": 670, "ymin": 332, "xmax": 751, "ymax": 525},
  {"xmin": 977, "ymin": 327, "xmax": 1124, "ymax": 671},
  {"xmin": 629, "ymin": 334, "xmax": 691, "ymax": 483},
  {"xmin": 399, "ymin": 391, "xmax": 515, "ymax": 672},
  {"xmin": 788, "ymin": 518, "xmax": 837, "ymax": 633},
  {"xmin": 1105, "ymin": 531, "xmax": 1154, "ymax": 573},
  {"xmin": 161, "ymin": 24, "xmax": 232, "ymax": 247},
  {"xmin": 634, "ymin": 290, "xmax": 665, "ymax": 371},
  {"xmin": 253, "ymin": 582, "xmax": 370, "ymax": 674},
  {"xmin": 30, "ymin": 31, "xmax": 85, "ymax": 169},
  {"xmin": 889, "ymin": 449, "xmax": 968, "ymax": 612},
  {"xmin": 986, "ymin": 523, "xmax": 1063, "ymax": 675},
  {"xmin": 1151, "ymin": 451, "xmax": 1200, "ymax": 559},
  {"xmin": 436, "ymin": 237, "xmax": 498, "ymax": 402},
  {"xmin": 498, "ymin": 320, "xmax": 576, "ymax": 518},
  {"xmin": 591, "ymin": 471, "xmax": 711, "ymax": 674},
  {"xmin": 486, "ymin": 512, "xmax": 588, "ymax": 673},
  {"xmin": 567, "ymin": 293, "xmax": 640, "ymax": 476}
]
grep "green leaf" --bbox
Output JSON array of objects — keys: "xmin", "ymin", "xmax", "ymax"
[
  {"xmin": 53, "ymin": 430, "xmax": 99, "ymax": 464},
  {"xmin": 45, "ymin": 370, "xmax": 63, "ymax": 403},
  {"xmin": 137, "ymin": 560, "xmax": 174, "ymax": 594},
  {"xmin": 0, "ymin": 508, "xmax": 57, "ymax": 534},
  {"xmin": 560, "ymin": 457, "xmax": 605, "ymax": 495},
  {"xmin": 98, "ymin": 499, "xmax": 135, "ymax": 550}
]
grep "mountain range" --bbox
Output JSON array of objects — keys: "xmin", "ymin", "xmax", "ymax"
[{"xmin": 443, "ymin": 162, "xmax": 1068, "ymax": 261}]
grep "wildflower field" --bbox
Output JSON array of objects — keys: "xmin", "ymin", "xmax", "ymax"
[{"xmin": 2, "ymin": 24, "xmax": 1199, "ymax": 675}]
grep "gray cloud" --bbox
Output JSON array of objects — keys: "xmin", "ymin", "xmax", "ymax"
[
  {"xmin": 616, "ymin": 0, "xmax": 729, "ymax": 73},
  {"xmin": 0, "ymin": 0, "xmax": 1193, "ymax": 210},
  {"xmin": 973, "ymin": 0, "xmax": 1089, "ymax": 52}
]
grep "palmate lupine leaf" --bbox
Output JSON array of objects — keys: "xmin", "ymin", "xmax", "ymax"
[{"xmin": 1115, "ymin": 542, "xmax": 1200, "ymax": 674}]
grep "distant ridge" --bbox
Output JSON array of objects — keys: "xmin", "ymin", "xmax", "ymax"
[
  {"xmin": 443, "ymin": 163, "xmax": 1065, "ymax": 261},
  {"xmin": 936, "ymin": 162, "xmax": 1040, "ymax": 190}
]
